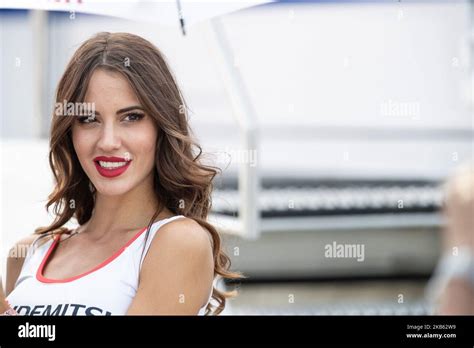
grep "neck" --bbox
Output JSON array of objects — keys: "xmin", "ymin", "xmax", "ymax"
[{"xmin": 83, "ymin": 177, "xmax": 172, "ymax": 239}]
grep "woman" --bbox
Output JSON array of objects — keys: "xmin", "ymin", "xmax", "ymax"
[{"xmin": 1, "ymin": 32, "xmax": 240, "ymax": 315}]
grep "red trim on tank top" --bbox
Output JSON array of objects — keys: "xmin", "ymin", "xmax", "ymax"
[{"xmin": 36, "ymin": 225, "xmax": 149, "ymax": 284}]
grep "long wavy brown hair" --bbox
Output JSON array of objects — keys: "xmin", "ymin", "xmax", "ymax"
[{"xmin": 34, "ymin": 32, "xmax": 242, "ymax": 315}]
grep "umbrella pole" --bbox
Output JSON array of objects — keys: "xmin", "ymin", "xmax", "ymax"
[
  {"xmin": 176, "ymin": 0, "xmax": 186, "ymax": 36},
  {"xmin": 204, "ymin": 17, "xmax": 261, "ymax": 240}
]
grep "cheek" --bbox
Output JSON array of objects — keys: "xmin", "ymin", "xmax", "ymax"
[
  {"xmin": 71, "ymin": 126, "xmax": 90, "ymax": 159},
  {"xmin": 71, "ymin": 126, "xmax": 97, "ymax": 174},
  {"xmin": 129, "ymin": 124, "xmax": 157, "ymax": 164}
]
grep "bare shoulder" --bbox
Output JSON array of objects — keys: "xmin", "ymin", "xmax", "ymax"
[
  {"xmin": 7, "ymin": 233, "xmax": 46, "ymax": 261},
  {"xmin": 145, "ymin": 217, "xmax": 215, "ymax": 267},
  {"xmin": 158, "ymin": 217, "xmax": 213, "ymax": 248},
  {"xmin": 129, "ymin": 217, "xmax": 215, "ymax": 314},
  {"xmin": 5, "ymin": 233, "xmax": 52, "ymax": 296},
  {"xmin": 9, "ymin": 232, "xmax": 53, "ymax": 256}
]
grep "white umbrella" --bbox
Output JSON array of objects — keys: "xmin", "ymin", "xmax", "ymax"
[{"xmin": 0, "ymin": 0, "xmax": 273, "ymax": 35}]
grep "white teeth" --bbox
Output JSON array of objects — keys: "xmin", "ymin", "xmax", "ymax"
[{"xmin": 98, "ymin": 161, "xmax": 128, "ymax": 169}]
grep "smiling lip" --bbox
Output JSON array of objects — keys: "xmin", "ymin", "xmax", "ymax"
[{"xmin": 93, "ymin": 156, "xmax": 132, "ymax": 178}]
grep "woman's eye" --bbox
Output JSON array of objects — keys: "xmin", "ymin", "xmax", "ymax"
[
  {"xmin": 123, "ymin": 113, "xmax": 145, "ymax": 122},
  {"xmin": 77, "ymin": 115, "xmax": 97, "ymax": 124}
]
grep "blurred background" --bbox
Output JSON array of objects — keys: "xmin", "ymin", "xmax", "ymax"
[{"xmin": 0, "ymin": 0, "xmax": 472, "ymax": 315}]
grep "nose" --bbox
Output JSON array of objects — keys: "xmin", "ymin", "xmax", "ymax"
[{"xmin": 97, "ymin": 121, "xmax": 121, "ymax": 152}]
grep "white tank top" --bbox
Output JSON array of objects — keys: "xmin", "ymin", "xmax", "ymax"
[{"xmin": 6, "ymin": 215, "xmax": 213, "ymax": 316}]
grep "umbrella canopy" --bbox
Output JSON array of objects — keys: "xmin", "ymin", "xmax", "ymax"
[{"xmin": 0, "ymin": 0, "xmax": 274, "ymax": 35}]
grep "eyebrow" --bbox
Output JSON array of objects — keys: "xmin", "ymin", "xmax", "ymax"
[{"xmin": 93, "ymin": 105, "xmax": 144, "ymax": 116}]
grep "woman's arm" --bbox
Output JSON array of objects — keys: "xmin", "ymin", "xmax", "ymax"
[
  {"xmin": 0, "ymin": 277, "xmax": 18, "ymax": 315},
  {"xmin": 5, "ymin": 234, "xmax": 39, "ymax": 296},
  {"xmin": 0, "ymin": 277, "xmax": 10, "ymax": 312},
  {"xmin": 126, "ymin": 218, "xmax": 214, "ymax": 315},
  {"xmin": 1, "ymin": 234, "xmax": 44, "ymax": 315}
]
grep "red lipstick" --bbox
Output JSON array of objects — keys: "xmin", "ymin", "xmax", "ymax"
[{"xmin": 93, "ymin": 156, "xmax": 132, "ymax": 178}]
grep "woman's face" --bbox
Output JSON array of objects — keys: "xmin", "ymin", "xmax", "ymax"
[{"xmin": 72, "ymin": 68, "xmax": 158, "ymax": 196}]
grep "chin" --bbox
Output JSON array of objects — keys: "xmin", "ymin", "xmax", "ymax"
[{"xmin": 94, "ymin": 181, "xmax": 135, "ymax": 196}]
